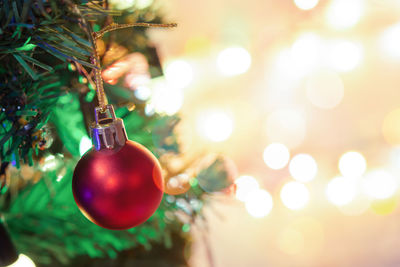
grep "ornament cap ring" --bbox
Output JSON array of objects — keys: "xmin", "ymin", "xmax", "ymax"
[{"xmin": 91, "ymin": 105, "xmax": 128, "ymax": 151}]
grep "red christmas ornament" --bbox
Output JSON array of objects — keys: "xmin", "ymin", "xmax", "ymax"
[{"xmin": 73, "ymin": 105, "xmax": 164, "ymax": 230}]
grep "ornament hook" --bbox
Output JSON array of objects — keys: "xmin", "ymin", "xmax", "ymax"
[{"xmin": 91, "ymin": 105, "xmax": 128, "ymax": 151}]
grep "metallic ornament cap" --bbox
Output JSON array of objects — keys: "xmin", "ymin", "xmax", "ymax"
[{"xmin": 91, "ymin": 105, "xmax": 128, "ymax": 151}]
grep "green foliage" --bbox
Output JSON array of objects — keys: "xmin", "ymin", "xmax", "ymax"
[{"xmin": 0, "ymin": 0, "xmax": 231, "ymax": 266}]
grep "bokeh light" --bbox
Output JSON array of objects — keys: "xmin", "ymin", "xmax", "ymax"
[
  {"xmin": 217, "ymin": 46, "xmax": 251, "ymax": 76},
  {"xmin": 197, "ymin": 109, "xmax": 234, "ymax": 142},
  {"xmin": 306, "ymin": 70, "xmax": 344, "ymax": 109},
  {"xmin": 326, "ymin": 0, "xmax": 364, "ymax": 30},
  {"xmin": 326, "ymin": 40, "xmax": 363, "ymax": 72},
  {"xmin": 289, "ymin": 154, "xmax": 318, "ymax": 183},
  {"xmin": 245, "ymin": 188, "xmax": 273, "ymax": 218},
  {"xmin": 266, "ymin": 109, "xmax": 306, "ymax": 149},
  {"xmin": 109, "ymin": 0, "xmax": 135, "ymax": 9},
  {"xmin": 382, "ymin": 108, "xmax": 400, "ymax": 145},
  {"xmin": 370, "ymin": 197, "xmax": 398, "ymax": 215},
  {"xmin": 164, "ymin": 174, "xmax": 191, "ymax": 195},
  {"xmin": 7, "ymin": 254, "xmax": 36, "ymax": 267},
  {"xmin": 362, "ymin": 170, "xmax": 397, "ymax": 200},
  {"xmin": 235, "ymin": 175, "xmax": 260, "ymax": 202},
  {"xmin": 291, "ymin": 33, "xmax": 321, "ymax": 74},
  {"xmin": 326, "ymin": 176, "xmax": 356, "ymax": 206},
  {"xmin": 40, "ymin": 155, "xmax": 59, "ymax": 172},
  {"xmin": 164, "ymin": 59, "xmax": 194, "ymax": 89},
  {"xmin": 280, "ymin": 181, "xmax": 310, "ymax": 210},
  {"xmin": 134, "ymin": 85, "xmax": 152, "ymax": 101},
  {"xmin": 338, "ymin": 151, "xmax": 367, "ymax": 177},
  {"xmin": 379, "ymin": 22, "xmax": 400, "ymax": 61},
  {"xmin": 150, "ymin": 79, "xmax": 184, "ymax": 115},
  {"xmin": 293, "ymin": 0, "xmax": 319, "ymax": 10},
  {"xmin": 135, "ymin": 0, "xmax": 153, "ymax": 9},
  {"xmin": 79, "ymin": 136, "xmax": 92, "ymax": 156},
  {"xmin": 263, "ymin": 143, "xmax": 290, "ymax": 170}
]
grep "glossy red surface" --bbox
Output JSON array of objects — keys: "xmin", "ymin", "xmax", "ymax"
[{"xmin": 72, "ymin": 140, "xmax": 163, "ymax": 230}]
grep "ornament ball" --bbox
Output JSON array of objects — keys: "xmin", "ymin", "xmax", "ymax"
[{"xmin": 72, "ymin": 140, "xmax": 164, "ymax": 230}]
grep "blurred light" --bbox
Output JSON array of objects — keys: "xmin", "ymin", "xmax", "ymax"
[
  {"xmin": 41, "ymin": 155, "xmax": 57, "ymax": 172},
  {"xmin": 56, "ymin": 167, "xmax": 66, "ymax": 183},
  {"xmin": 327, "ymin": 40, "xmax": 363, "ymax": 72},
  {"xmin": 383, "ymin": 108, "xmax": 400, "ymax": 146},
  {"xmin": 197, "ymin": 110, "xmax": 234, "ymax": 142},
  {"xmin": 379, "ymin": 22, "xmax": 400, "ymax": 61},
  {"xmin": 165, "ymin": 174, "xmax": 191, "ymax": 195},
  {"xmin": 151, "ymin": 79, "xmax": 184, "ymax": 115},
  {"xmin": 217, "ymin": 46, "xmax": 251, "ymax": 76},
  {"xmin": 370, "ymin": 197, "xmax": 398, "ymax": 215},
  {"xmin": 306, "ymin": 70, "xmax": 344, "ymax": 109},
  {"xmin": 245, "ymin": 188, "xmax": 273, "ymax": 218},
  {"xmin": 144, "ymin": 103, "xmax": 155, "ymax": 116},
  {"xmin": 109, "ymin": 0, "xmax": 135, "ymax": 10},
  {"xmin": 338, "ymin": 151, "xmax": 367, "ymax": 177},
  {"xmin": 326, "ymin": 176, "xmax": 356, "ymax": 206},
  {"xmin": 289, "ymin": 154, "xmax": 318, "ymax": 183},
  {"xmin": 134, "ymin": 85, "xmax": 152, "ymax": 101},
  {"xmin": 164, "ymin": 60, "xmax": 193, "ymax": 89},
  {"xmin": 293, "ymin": 0, "xmax": 319, "ymax": 10},
  {"xmin": 274, "ymin": 49, "xmax": 303, "ymax": 79},
  {"xmin": 291, "ymin": 33, "xmax": 321, "ymax": 74},
  {"xmin": 280, "ymin": 181, "xmax": 310, "ymax": 210},
  {"xmin": 266, "ymin": 109, "xmax": 306, "ymax": 149},
  {"xmin": 234, "ymin": 175, "xmax": 260, "ymax": 202},
  {"xmin": 135, "ymin": 0, "xmax": 153, "ymax": 9},
  {"xmin": 362, "ymin": 170, "xmax": 397, "ymax": 200},
  {"xmin": 326, "ymin": 0, "xmax": 364, "ymax": 30},
  {"xmin": 79, "ymin": 136, "xmax": 92, "ymax": 156},
  {"xmin": 263, "ymin": 143, "xmax": 290, "ymax": 170},
  {"xmin": 7, "ymin": 254, "xmax": 35, "ymax": 267}
]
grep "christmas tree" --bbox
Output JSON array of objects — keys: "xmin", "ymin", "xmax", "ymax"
[{"xmin": 0, "ymin": 0, "xmax": 231, "ymax": 266}]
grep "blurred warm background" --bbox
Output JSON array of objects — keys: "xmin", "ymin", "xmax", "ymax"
[{"xmin": 146, "ymin": 0, "xmax": 400, "ymax": 266}]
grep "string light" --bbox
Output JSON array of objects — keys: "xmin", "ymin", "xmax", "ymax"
[
  {"xmin": 263, "ymin": 143, "xmax": 290, "ymax": 170},
  {"xmin": 196, "ymin": 109, "xmax": 234, "ymax": 142},
  {"xmin": 217, "ymin": 46, "xmax": 251, "ymax": 76},
  {"xmin": 289, "ymin": 154, "xmax": 318, "ymax": 183},
  {"xmin": 280, "ymin": 181, "xmax": 310, "ymax": 210},
  {"xmin": 245, "ymin": 188, "xmax": 273, "ymax": 218},
  {"xmin": 235, "ymin": 175, "xmax": 260, "ymax": 202},
  {"xmin": 338, "ymin": 151, "xmax": 367, "ymax": 177}
]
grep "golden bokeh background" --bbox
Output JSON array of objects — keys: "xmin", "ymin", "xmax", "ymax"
[{"xmin": 146, "ymin": 0, "xmax": 400, "ymax": 266}]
